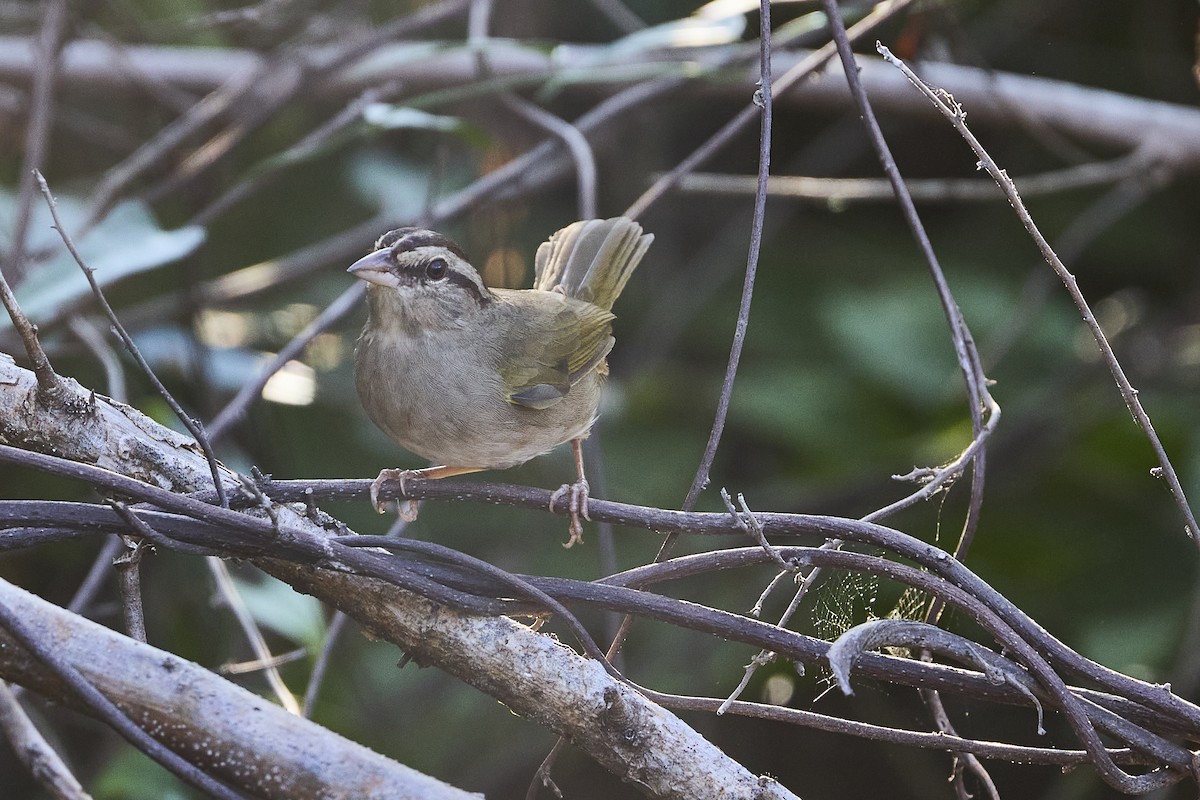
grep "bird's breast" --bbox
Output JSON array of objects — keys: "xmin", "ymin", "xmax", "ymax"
[{"xmin": 354, "ymin": 323, "xmax": 600, "ymax": 470}]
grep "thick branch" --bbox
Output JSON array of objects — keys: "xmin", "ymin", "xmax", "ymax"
[
  {"xmin": 0, "ymin": 353, "xmax": 796, "ymax": 799},
  {"xmin": 1, "ymin": 37, "xmax": 1197, "ymax": 166},
  {"xmin": 0, "ymin": 577, "xmax": 478, "ymax": 800}
]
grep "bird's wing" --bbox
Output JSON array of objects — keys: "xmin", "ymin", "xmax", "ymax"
[{"xmin": 499, "ymin": 295, "xmax": 615, "ymax": 410}]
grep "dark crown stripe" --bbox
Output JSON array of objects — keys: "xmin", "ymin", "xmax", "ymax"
[
  {"xmin": 371, "ymin": 228, "xmax": 491, "ymax": 307},
  {"xmin": 374, "ymin": 228, "xmax": 468, "ymax": 261}
]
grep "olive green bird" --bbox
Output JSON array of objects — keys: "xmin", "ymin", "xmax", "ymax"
[{"xmin": 349, "ymin": 217, "xmax": 653, "ymax": 546}]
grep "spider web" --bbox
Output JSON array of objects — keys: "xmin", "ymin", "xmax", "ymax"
[
  {"xmin": 810, "ymin": 572, "xmax": 930, "ymax": 645},
  {"xmin": 811, "ymin": 569, "xmax": 879, "ymax": 642}
]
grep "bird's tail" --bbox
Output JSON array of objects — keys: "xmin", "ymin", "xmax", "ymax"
[{"xmin": 532, "ymin": 217, "xmax": 653, "ymax": 310}]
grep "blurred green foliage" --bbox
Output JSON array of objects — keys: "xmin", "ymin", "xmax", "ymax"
[{"xmin": 1, "ymin": 1, "xmax": 1199, "ymax": 798}]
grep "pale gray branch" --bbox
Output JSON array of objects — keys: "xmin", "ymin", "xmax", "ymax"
[
  {"xmin": 0, "ymin": 577, "xmax": 478, "ymax": 800},
  {"xmin": 0, "ymin": 352, "xmax": 798, "ymax": 799},
  {"xmin": 1, "ymin": 37, "xmax": 1198, "ymax": 167},
  {"xmin": 0, "ymin": 681, "xmax": 91, "ymax": 800}
]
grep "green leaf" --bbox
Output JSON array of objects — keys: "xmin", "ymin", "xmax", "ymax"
[
  {"xmin": 2, "ymin": 194, "xmax": 204, "ymax": 327},
  {"xmin": 361, "ymin": 103, "xmax": 465, "ymax": 132},
  {"xmin": 94, "ymin": 746, "xmax": 189, "ymax": 800},
  {"xmin": 231, "ymin": 573, "xmax": 326, "ymax": 649},
  {"xmin": 346, "ymin": 151, "xmax": 438, "ymax": 219}
]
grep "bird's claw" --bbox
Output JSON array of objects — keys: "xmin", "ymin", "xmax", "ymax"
[
  {"xmin": 370, "ymin": 468, "xmax": 421, "ymax": 521},
  {"xmin": 549, "ymin": 479, "xmax": 590, "ymax": 548}
]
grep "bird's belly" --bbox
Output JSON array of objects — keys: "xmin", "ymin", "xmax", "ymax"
[{"xmin": 355, "ymin": 330, "xmax": 598, "ymax": 470}]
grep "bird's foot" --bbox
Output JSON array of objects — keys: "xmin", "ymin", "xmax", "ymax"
[
  {"xmin": 549, "ymin": 478, "xmax": 590, "ymax": 548},
  {"xmin": 370, "ymin": 468, "xmax": 421, "ymax": 521}
]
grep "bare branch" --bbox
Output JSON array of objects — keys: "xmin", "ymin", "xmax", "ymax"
[
  {"xmin": 36, "ymin": 173, "xmax": 229, "ymax": 508},
  {"xmin": 878, "ymin": 43, "xmax": 1200, "ymax": 545},
  {"xmin": 671, "ymin": 153, "xmax": 1153, "ymax": 204},
  {"xmin": 0, "ymin": 681, "xmax": 91, "ymax": 800},
  {"xmin": 0, "ymin": 577, "xmax": 480, "ymax": 800},
  {"xmin": 0, "ymin": 357, "xmax": 800, "ymax": 799}
]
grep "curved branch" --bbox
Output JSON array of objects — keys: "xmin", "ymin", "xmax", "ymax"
[
  {"xmin": 0, "ymin": 356, "xmax": 798, "ymax": 798},
  {"xmin": 0, "ymin": 577, "xmax": 479, "ymax": 800},
  {"xmin": 1, "ymin": 37, "xmax": 1198, "ymax": 167}
]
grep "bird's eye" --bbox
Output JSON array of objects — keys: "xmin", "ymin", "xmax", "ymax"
[{"xmin": 425, "ymin": 258, "xmax": 448, "ymax": 281}]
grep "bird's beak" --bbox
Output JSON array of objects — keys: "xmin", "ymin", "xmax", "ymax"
[{"xmin": 347, "ymin": 249, "xmax": 400, "ymax": 288}]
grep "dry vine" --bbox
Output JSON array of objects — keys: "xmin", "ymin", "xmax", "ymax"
[{"xmin": 0, "ymin": 1, "xmax": 1197, "ymax": 799}]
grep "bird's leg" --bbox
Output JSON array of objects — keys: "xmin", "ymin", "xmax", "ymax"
[
  {"xmin": 549, "ymin": 438, "xmax": 590, "ymax": 548},
  {"xmin": 370, "ymin": 465, "xmax": 483, "ymax": 519}
]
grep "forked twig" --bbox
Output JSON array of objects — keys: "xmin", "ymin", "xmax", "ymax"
[
  {"xmin": 877, "ymin": 43, "xmax": 1200, "ymax": 545},
  {"xmin": 35, "ymin": 172, "xmax": 231, "ymax": 509},
  {"xmin": 502, "ymin": 94, "xmax": 597, "ymax": 219},
  {"xmin": 822, "ymin": 3, "xmax": 1000, "ymax": 792}
]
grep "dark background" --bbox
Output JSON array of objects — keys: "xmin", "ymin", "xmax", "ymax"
[{"xmin": 1, "ymin": 1, "xmax": 1199, "ymax": 797}]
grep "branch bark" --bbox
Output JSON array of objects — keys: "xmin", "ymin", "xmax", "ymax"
[
  {"xmin": 0, "ymin": 352, "xmax": 797, "ymax": 799},
  {"xmin": 0, "ymin": 577, "xmax": 477, "ymax": 800},
  {"xmin": 1, "ymin": 36, "xmax": 1197, "ymax": 167}
]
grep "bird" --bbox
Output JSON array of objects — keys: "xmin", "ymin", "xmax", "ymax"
[{"xmin": 348, "ymin": 217, "xmax": 653, "ymax": 546}]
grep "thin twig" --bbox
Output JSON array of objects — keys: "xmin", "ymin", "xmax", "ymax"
[
  {"xmin": 81, "ymin": 61, "xmax": 264, "ymax": 234},
  {"xmin": 149, "ymin": 1, "xmax": 474, "ymax": 206},
  {"xmin": 206, "ymin": 558, "xmax": 302, "ymax": 715},
  {"xmin": 668, "ymin": 0, "xmax": 775, "ymax": 554},
  {"xmin": 721, "ymin": 489, "xmax": 791, "ymax": 572},
  {"xmin": 3, "ymin": 0, "xmax": 68, "ymax": 286},
  {"xmin": 877, "ymin": 43, "xmax": 1199, "ymax": 544},
  {"xmin": 301, "ymin": 610, "xmax": 350, "ymax": 718},
  {"xmin": 0, "ymin": 680, "xmax": 92, "ymax": 800},
  {"xmin": 585, "ymin": 0, "xmax": 645, "ymax": 34},
  {"xmin": 82, "ymin": 0, "xmax": 471, "ymax": 232},
  {"xmin": 644, "ymin": 689, "xmax": 1152, "ymax": 768},
  {"xmin": 221, "ymin": 648, "xmax": 308, "ymax": 675},
  {"xmin": 36, "ymin": 172, "xmax": 231, "ymax": 508},
  {"xmin": 719, "ymin": 538, "xmax": 844, "ymax": 712},
  {"xmin": 672, "ymin": 153, "xmax": 1152, "ymax": 203},
  {"xmin": 623, "ymin": 0, "xmax": 918, "ymax": 220},
  {"xmin": 189, "ymin": 81, "xmax": 404, "ymax": 228},
  {"xmin": 67, "ymin": 537, "xmax": 124, "ymax": 617},
  {"xmin": 0, "ymin": 264, "xmax": 60, "ymax": 397},
  {"xmin": 207, "ymin": 283, "xmax": 364, "ymax": 441},
  {"xmin": 501, "ymin": 94, "xmax": 597, "ymax": 219},
  {"xmin": 983, "ymin": 166, "xmax": 1158, "ymax": 369},
  {"xmin": 467, "ymin": 0, "xmax": 494, "ymax": 42},
  {"xmin": 921, "ymin": 687, "xmax": 1002, "ymax": 800},
  {"xmin": 67, "ymin": 317, "xmax": 127, "ymax": 402}
]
